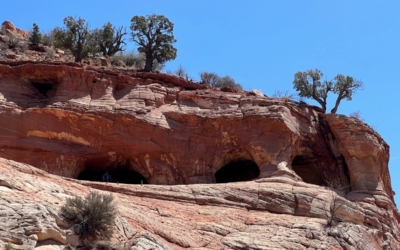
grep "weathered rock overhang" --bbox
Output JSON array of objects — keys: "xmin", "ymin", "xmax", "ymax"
[{"xmin": 0, "ymin": 61, "xmax": 394, "ymax": 205}]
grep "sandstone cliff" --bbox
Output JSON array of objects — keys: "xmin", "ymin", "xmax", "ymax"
[{"xmin": 0, "ymin": 61, "xmax": 399, "ymax": 249}]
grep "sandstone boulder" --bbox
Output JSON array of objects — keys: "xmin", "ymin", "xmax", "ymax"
[{"xmin": 1, "ymin": 21, "xmax": 29, "ymax": 39}]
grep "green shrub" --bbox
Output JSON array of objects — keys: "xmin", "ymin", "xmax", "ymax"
[
  {"xmin": 60, "ymin": 191, "xmax": 116, "ymax": 241},
  {"xmin": 200, "ymin": 72, "xmax": 243, "ymax": 90},
  {"xmin": 29, "ymin": 23, "xmax": 42, "ymax": 45},
  {"xmin": 4, "ymin": 243, "xmax": 14, "ymax": 250},
  {"xmin": 216, "ymin": 75, "xmax": 242, "ymax": 90},
  {"xmin": 109, "ymin": 51, "xmax": 145, "ymax": 68}
]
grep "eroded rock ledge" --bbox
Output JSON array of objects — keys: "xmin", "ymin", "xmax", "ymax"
[
  {"xmin": 0, "ymin": 61, "xmax": 399, "ymax": 249},
  {"xmin": 0, "ymin": 61, "xmax": 393, "ymax": 200}
]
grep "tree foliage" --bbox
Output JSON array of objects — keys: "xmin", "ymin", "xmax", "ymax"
[
  {"xmin": 130, "ymin": 14, "xmax": 177, "ymax": 72},
  {"xmin": 29, "ymin": 23, "xmax": 42, "ymax": 45},
  {"xmin": 60, "ymin": 192, "xmax": 116, "ymax": 241},
  {"xmin": 54, "ymin": 16, "xmax": 94, "ymax": 62},
  {"xmin": 41, "ymin": 29, "xmax": 56, "ymax": 46},
  {"xmin": 293, "ymin": 69, "xmax": 363, "ymax": 113},
  {"xmin": 200, "ymin": 72, "xmax": 243, "ymax": 90},
  {"xmin": 216, "ymin": 75, "xmax": 243, "ymax": 90},
  {"xmin": 200, "ymin": 72, "xmax": 220, "ymax": 87},
  {"xmin": 92, "ymin": 22, "xmax": 127, "ymax": 57},
  {"xmin": 331, "ymin": 74, "xmax": 363, "ymax": 114}
]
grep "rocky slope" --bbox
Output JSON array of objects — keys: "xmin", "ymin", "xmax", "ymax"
[{"xmin": 0, "ymin": 60, "xmax": 399, "ymax": 249}]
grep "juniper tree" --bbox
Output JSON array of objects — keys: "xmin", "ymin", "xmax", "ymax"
[
  {"xmin": 53, "ymin": 16, "xmax": 94, "ymax": 62},
  {"xmin": 130, "ymin": 14, "xmax": 177, "ymax": 72},
  {"xmin": 29, "ymin": 23, "xmax": 42, "ymax": 45},
  {"xmin": 93, "ymin": 22, "xmax": 127, "ymax": 57},
  {"xmin": 293, "ymin": 69, "xmax": 363, "ymax": 113}
]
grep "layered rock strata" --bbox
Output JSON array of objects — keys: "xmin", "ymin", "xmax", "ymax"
[
  {"xmin": 1, "ymin": 158, "xmax": 400, "ymax": 249},
  {"xmin": 0, "ymin": 61, "xmax": 399, "ymax": 249}
]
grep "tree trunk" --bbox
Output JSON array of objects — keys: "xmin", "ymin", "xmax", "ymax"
[
  {"xmin": 331, "ymin": 97, "xmax": 342, "ymax": 114},
  {"xmin": 144, "ymin": 54, "xmax": 153, "ymax": 72},
  {"xmin": 312, "ymin": 96, "xmax": 327, "ymax": 113},
  {"xmin": 321, "ymin": 103, "xmax": 326, "ymax": 113},
  {"xmin": 75, "ymin": 54, "xmax": 81, "ymax": 62}
]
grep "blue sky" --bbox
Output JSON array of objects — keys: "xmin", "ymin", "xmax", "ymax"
[{"xmin": 3, "ymin": 1, "xmax": 400, "ymax": 205}]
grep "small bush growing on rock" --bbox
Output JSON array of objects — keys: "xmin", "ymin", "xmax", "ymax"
[
  {"xmin": 200, "ymin": 72, "xmax": 243, "ymax": 90},
  {"xmin": 109, "ymin": 51, "xmax": 145, "ymax": 69},
  {"xmin": 174, "ymin": 65, "xmax": 192, "ymax": 81},
  {"xmin": 326, "ymin": 192, "xmax": 342, "ymax": 228},
  {"xmin": 42, "ymin": 30, "xmax": 56, "ymax": 46},
  {"xmin": 60, "ymin": 191, "xmax": 117, "ymax": 242},
  {"xmin": 45, "ymin": 49, "xmax": 55, "ymax": 61},
  {"xmin": 4, "ymin": 243, "xmax": 15, "ymax": 250},
  {"xmin": 272, "ymin": 90, "xmax": 295, "ymax": 99},
  {"xmin": 7, "ymin": 36, "xmax": 19, "ymax": 49},
  {"xmin": 349, "ymin": 111, "xmax": 364, "ymax": 122}
]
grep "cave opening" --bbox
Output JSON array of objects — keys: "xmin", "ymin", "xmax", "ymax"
[
  {"xmin": 291, "ymin": 155, "xmax": 324, "ymax": 186},
  {"xmin": 78, "ymin": 160, "xmax": 148, "ymax": 184},
  {"xmin": 215, "ymin": 160, "xmax": 260, "ymax": 183},
  {"xmin": 31, "ymin": 79, "xmax": 58, "ymax": 97}
]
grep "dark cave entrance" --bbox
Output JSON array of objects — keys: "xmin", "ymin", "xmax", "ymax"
[
  {"xmin": 291, "ymin": 155, "xmax": 324, "ymax": 186},
  {"xmin": 215, "ymin": 160, "xmax": 260, "ymax": 183},
  {"xmin": 78, "ymin": 159, "xmax": 148, "ymax": 184},
  {"xmin": 30, "ymin": 78, "xmax": 60, "ymax": 97},
  {"xmin": 32, "ymin": 82, "xmax": 53, "ymax": 96}
]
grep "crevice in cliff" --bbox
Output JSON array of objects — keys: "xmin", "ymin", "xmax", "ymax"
[
  {"xmin": 215, "ymin": 160, "xmax": 260, "ymax": 183},
  {"xmin": 340, "ymin": 154, "xmax": 351, "ymax": 189},
  {"xmin": 78, "ymin": 158, "xmax": 148, "ymax": 184},
  {"xmin": 317, "ymin": 115, "xmax": 352, "ymax": 193}
]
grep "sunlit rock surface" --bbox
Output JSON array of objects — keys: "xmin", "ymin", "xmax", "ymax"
[{"xmin": 0, "ymin": 61, "xmax": 399, "ymax": 249}]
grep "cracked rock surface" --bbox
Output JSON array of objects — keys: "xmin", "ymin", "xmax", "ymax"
[{"xmin": 0, "ymin": 158, "xmax": 399, "ymax": 249}]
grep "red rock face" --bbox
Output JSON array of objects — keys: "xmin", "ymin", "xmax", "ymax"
[
  {"xmin": 0, "ymin": 62, "xmax": 394, "ymax": 199},
  {"xmin": 0, "ymin": 61, "xmax": 399, "ymax": 249}
]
